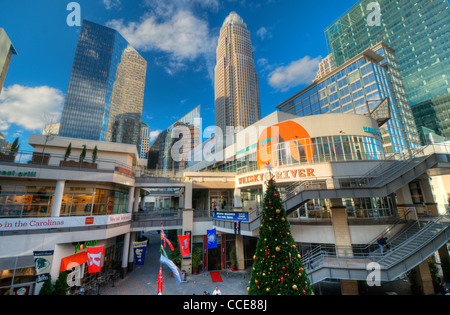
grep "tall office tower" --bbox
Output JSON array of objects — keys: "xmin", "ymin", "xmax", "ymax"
[
  {"xmin": 324, "ymin": 0, "xmax": 450, "ymax": 139},
  {"xmin": 138, "ymin": 122, "xmax": 151, "ymax": 160},
  {"xmin": 215, "ymin": 12, "xmax": 261, "ymax": 136},
  {"xmin": 59, "ymin": 20, "xmax": 147, "ymax": 146},
  {"xmin": 277, "ymin": 44, "xmax": 417, "ymax": 154},
  {"xmin": 314, "ymin": 54, "xmax": 335, "ymax": 82},
  {"xmin": 0, "ymin": 28, "xmax": 18, "ymax": 94}
]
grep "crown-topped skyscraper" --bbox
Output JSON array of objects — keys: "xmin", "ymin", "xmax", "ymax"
[{"xmin": 215, "ymin": 12, "xmax": 261, "ymax": 137}]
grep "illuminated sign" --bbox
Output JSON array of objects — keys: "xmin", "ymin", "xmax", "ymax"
[{"xmin": 238, "ymin": 168, "xmax": 316, "ymax": 185}]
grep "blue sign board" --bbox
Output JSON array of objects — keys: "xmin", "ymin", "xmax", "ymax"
[{"xmin": 212, "ymin": 211, "xmax": 249, "ymax": 222}]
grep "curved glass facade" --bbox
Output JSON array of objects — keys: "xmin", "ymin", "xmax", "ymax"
[{"xmin": 59, "ymin": 20, "xmax": 146, "ymax": 146}]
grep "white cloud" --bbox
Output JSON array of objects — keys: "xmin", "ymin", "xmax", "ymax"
[
  {"xmin": 150, "ymin": 130, "xmax": 162, "ymax": 143},
  {"xmin": 0, "ymin": 85, "xmax": 64, "ymax": 131},
  {"xmin": 106, "ymin": 1, "xmax": 218, "ymax": 77},
  {"xmin": 103, "ymin": 0, "xmax": 121, "ymax": 10},
  {"xmin": 256, "ymin": 27, "xmax": 271, "ymax": 40},
  {"xmin": 268, "ymin": 56, "xmax": 322, "ymax": 92}
]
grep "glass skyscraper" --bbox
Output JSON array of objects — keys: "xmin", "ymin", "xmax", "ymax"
[
  {"xmin": 59, "ymin": 20, "xmax": 147, "ymax": 146},
  {"xmin": 277, "ymin": 44, "xmax": 419, "ymax": 154},
  {"xmin": 0, "ymin": 28, "xmax": 18, "ymax": 94},
  {"xmin": 215, "ymin": 12, "xmax": 261, "ymax": 135},
  {"xmin": 324, "ymin": 0, "xmax": 450, "ymax": 139}
]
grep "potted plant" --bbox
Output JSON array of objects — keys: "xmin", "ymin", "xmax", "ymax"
[
  {"xmin": 92, "ymin": 145, "xmax": 98, "ymax": 163},
  {"xmin": 64, "ymin": 143, "xmax": 72, "ymax": 162},
  {"xmin": 79, "ymin": 145, "xmax": 86, "ymax": 163},
  {"xmin": 0, "ymin": 137, "xmax": 19, "ymax": 162},
  {"xmin": 192, "ymin": 247, "xmax": 202, "ymax": 274}
]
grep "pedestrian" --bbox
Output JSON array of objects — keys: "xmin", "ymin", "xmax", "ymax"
[
  {"xmin": 377, "ymin": 237, "xmax": 389, "ymax": 255},
  {"xmin": 212, "ymin": 286, "xmax": 222, "ymax": 295},
  {"xmin": 203, "ymin": 290, "xmax": 210, "ymax": 295},
  {"xmin": 440, "ymin": 282, "xmax": 449, "ymax": 295}
]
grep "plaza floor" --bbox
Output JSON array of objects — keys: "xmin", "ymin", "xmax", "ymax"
[{"xmin": 101, "ymin": 232, "xmax": 250, "ymax": 296}]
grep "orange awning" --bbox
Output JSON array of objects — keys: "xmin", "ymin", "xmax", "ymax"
[{"xmin": 60, "ymin": 252, "xmax": 87, "ymax": 271}]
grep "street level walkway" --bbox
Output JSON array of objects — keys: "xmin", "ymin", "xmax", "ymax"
[{"xmin": 101, "ymin": 232, "xmax": 249, "ymax": 296}]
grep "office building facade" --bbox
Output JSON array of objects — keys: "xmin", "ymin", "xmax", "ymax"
[
  {"xmin": 138, "ymin": 122, "xmax": 151, "ymax": 160},
  {"xmin": 324, "ymin": 0, "xmax": 450, "ymax": 137},
  {"xmin": 59, "ymin": 20, "xmax": 147, "ymax": 146},
  {"xmin": 277, "ymin": 45, "xmax": 419, "ymax": 154},
  {"xmin": 215, "ymin": 12, "xmax": 261, "ymax": 135},
  {"xmin": 0, "ymin": 28, "xmax": 18, "ymax": 94}
]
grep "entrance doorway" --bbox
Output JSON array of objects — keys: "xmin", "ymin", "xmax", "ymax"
[{"xmin": 207, "ymin": 236, "xmax": 222, "ymax": 271}]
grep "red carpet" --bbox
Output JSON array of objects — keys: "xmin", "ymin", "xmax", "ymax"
[{"xmin": 210, "ymin": 271, "xmax": 223, "ymax": 283}]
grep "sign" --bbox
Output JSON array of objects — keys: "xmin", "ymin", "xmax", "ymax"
[
  {"xmin": 133, "ymin": 241, "xmax": 148, "ymax": 266},
  {"xmin": 0, "ymin": 170, "xmax": 37, "ymax": 178},
  {"xmin": 363, "ymin": 126, "xmax": 382, "ymax": 138},
  {"xmin": 34, "ymin": 250, "xmax": 54, "ymax": 283},
  {"xmin": 238, "ymin": 168, "xmax": 316, "ymax": 185},
  {"xmin": 213, "ymin": 211, "xmax": 249, "ymax": 222},
  {"xmin": 0, "ymin": 213, "xmax": 132, "ymax": 232},
  {"xmin": 75, "ymin": 240, "xmax": 98, "ymax": 254},
  {"xmin": 86, "ymin": 246, "xmax": 104, "ymax": 274}
]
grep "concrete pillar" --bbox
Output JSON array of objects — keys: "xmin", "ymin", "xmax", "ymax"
[
  {"xmin": 329, "ymin": 199, "xmax": 353, "ymax": 257},
  {"xmin": 234, "ymin": 188, "xmax": 242, "ymax": 210},
  {"xmin": 416, "ymin": 260, "xmax": 435, "ymax": 295},
  {"xmin": 182, "ymin": 210, "xmax": 194, "ymax": 274},
  {"xmin": 395, "ymin": 185, "xmax": 416, "ymax": 220},
  {"xmin": 127, "ymin": 186, "xmax": 135, "ymax": 213},
  {"xmin": 438, "ymin": 245, "xmax": 450, "ymax": 281},
  {"xmin": 420, "ymin": 177, "xmax": 439, "ymax": 216},
  {"xmin": 185, "ymin": 181, "xmax": 193, "ymax": 210},
  {"xmin": 51, "ymin": 180, "xmax": 66, "ymax": 217},
  {"xmin": 133, "ymin": 188, "xmax": 141, "ymax": 213},
  {"xmin": 128, "ymin": 232, "xmax": 136, "ymax": 273},
  {"xmin": 236, "ymin": 235, "xmax": 245, "ymax": 270},
  {"xmin": 340, "ymin": 280, "xmax": 359, "ymax": 295},
  {"xmin": 121, "ymin": 232, "xmax": 131, "ymax": 278}
]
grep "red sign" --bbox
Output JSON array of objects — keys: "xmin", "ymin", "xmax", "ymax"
[
  {"xmin": 86, "ymin": 246, "xmax": 104, "ymax": 273},
  {"xmin": 85, "ymin": 217, "xmax": 94, "ymax": 225}
]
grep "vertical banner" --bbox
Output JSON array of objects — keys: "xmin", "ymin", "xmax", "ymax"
[
  {"xmin": 207, "ymin": 228, "xmax": 217, "ymax": 249},
  {"xmin": 86, "ymin": 246, "xmax": 104, "ymax": 274},
  {"xmin": 33, "ymin": 250, "xmax": 54, "ymax": 283},
  {"xmin": 178, "ymin": 234, "xmax": 191, "ymax": 257},
  {"xmin": 133, "ymin": 240, "xmax": 148, "ymax": 266},
  {"xmin": 157, "ymin": 267, "xmax": 163, "ymax": 295}
]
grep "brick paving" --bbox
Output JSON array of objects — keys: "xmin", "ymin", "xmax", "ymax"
[{"xmin": 101, "ymin": 232, "xmax": 249, "ymax": 296}]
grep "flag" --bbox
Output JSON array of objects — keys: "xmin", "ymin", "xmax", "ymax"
[
  {"xmin": 86, "ymin": 246, "xmax": 104, "ymax": 274},
  {"xmin": 33, "ymin": 250, "xmax": 54, "ymax": 283},
  {"xmin": 207, "ymin": 228, "xmax": 217, "ymax": 249},
  {"xmin": 178, "ymin": 234, "xmax": 191, "ymax": 257},
  {"xmin": 157, "ymin": 267, "xmax": 163, "ymax": 295},
  {"xmin": 161, "ymin": 224, "xmax": 175, "ymax": 251},
  {"xmin": 133, "ymin": 240, "xmax": 148, "ymax": 266},
  {"xmin": 160, "ymin": 254, "xmax": 181, "ymax": 285}
]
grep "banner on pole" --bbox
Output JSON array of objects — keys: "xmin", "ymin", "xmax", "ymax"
[
  {"xmin": 133, "ymin": 240, "xmax": 148, "ymax": 266},
  {"xmin": 178, "ymin": 234, "xmax": 191, "ymax": 257},
  {"xmin": 160, "ymin": 254, "xmax": 182, "ymax": 285},
  {"xmin": 33, "ymin": 250, "xmax": 54, "ymax": 283},
  {"xmin": 207, "ymin": 228, "xmax": 217, "ymax": 249},
  {"xmin": 86, "ymin": 246, "xmax": 104, "ymax": 274}
]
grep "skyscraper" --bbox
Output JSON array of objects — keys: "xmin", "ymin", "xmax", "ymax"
[
  {"xmin": 138, "ymin": 121, "xmax": 151, "ymax": 160},
  {"xmin": 0, "ymin": 28, "xmax": 18, "ymax": 94},
  {"xmin": 215, "ymin": 12, "xmax": 261, "ymax": 135},
  {"xmin": 59, "ymin": 20, "xmax": 147, "ymax": 146},
  {"xmin": 324, "ymin": 0, "xmax": 450, "ymax": 138}
]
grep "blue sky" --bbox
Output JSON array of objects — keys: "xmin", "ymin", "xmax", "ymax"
[{"xmin": 0, "ymin": 0, "xmax": 359, "ymax": 151}]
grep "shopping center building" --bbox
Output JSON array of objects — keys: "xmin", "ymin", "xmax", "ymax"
[{"xmin": 1, "ymin": 110, "xmax": 450, "ymax": 295}]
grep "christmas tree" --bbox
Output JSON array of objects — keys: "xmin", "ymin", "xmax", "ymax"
[{"xmin": 248, "ymin": 175, "xmax": 313, "ymax": 295}]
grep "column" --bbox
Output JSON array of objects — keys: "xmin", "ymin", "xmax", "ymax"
[
  {"xmin": 128, "ymin": 232, "xmax": 136, "ymax": 273},
  {"xmin": 415, "ymin": 260, "xmax": 434, "ymax": 295},
  {"xmin": 395, "ymin": 185, "xmax": 416, "ymax": 220},
  {"xmin": 133, "ymin": 188, "xmax": 141, "ymax": 213},
  {"xmin": 121, "ymin": 232, "xmax": 131, "ymax": 278},
  {"xmin": 234, "ymin": 188, "xmax": 242, "ymax": 210},
  {"xmin": 182, "ymin": 182, "xmax": 194, "ymax": 274},
  {"xmin": 420, "ymin": 177, "xmax": 438, "ymax": 216},
  {"xmin": 235, "ymin": 235, "xmax": 245, "ymax": 270},
  {"xmin": 51, "ymin": 180, "xmax": 66, "ymax": 217},
  {"xmin": 340, "ymin": 280, "xmax": 359, "ymax": 295},
  {"xmin": 438, "ymin": 245, "xmax": 450, "ymax": 282},
  {"xmin": 127, "ymin": 186, "xmax": 135, "ymax": 214},
  {"xmin": 329, "ymin": 199, "xmax": 353, "ymax": 256},
  {"xmin": 185, "ymin": 181, "xmax": 193, "ymax": 210}
]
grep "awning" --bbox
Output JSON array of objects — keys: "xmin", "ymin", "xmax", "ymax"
[
  {"xmin": 193, "ymin": 182, "xmax": 235, "ymax": 189},
  {"xmin": 60, "ymin": 252, "xmax": 87, "ymax": 271}
]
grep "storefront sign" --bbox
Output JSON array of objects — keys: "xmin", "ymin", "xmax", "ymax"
[
  {"xmin": 238, "ymin": 168, "xmax": 316, "ymax": 185},
  {"xmin": 0, "ymin": 170, "xmax": 37, "ymax": 177},
  {"xmin": 363, "ymin": 126, "xmax": 382, "ymax": 138},
  {"xmin": 0, "ymin": 213, "xmax": 132, "ymax": 232},
  {"xmin": 212, "ymin": 211, "xmax": 249, "ymax": 222},
  {"xmin": 34, "ymin": 250, "xmax": 54, "ymax": 283}
]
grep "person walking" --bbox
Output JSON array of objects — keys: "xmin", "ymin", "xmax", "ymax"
[{"xmin": 377, "ymin": 237, "xmax": 389, "ymax": 255}]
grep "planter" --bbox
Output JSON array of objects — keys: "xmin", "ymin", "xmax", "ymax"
[
  {"xmin": 32, "ymin": 152, "xmax": 50, "ymax": 165},
  {"xmin": 60, "ymin": 160, "xmax": 98, "ymax": 169},
  {"xmin": 193, "ymin": 268, "xmax": 199, "ymax": 275}
]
